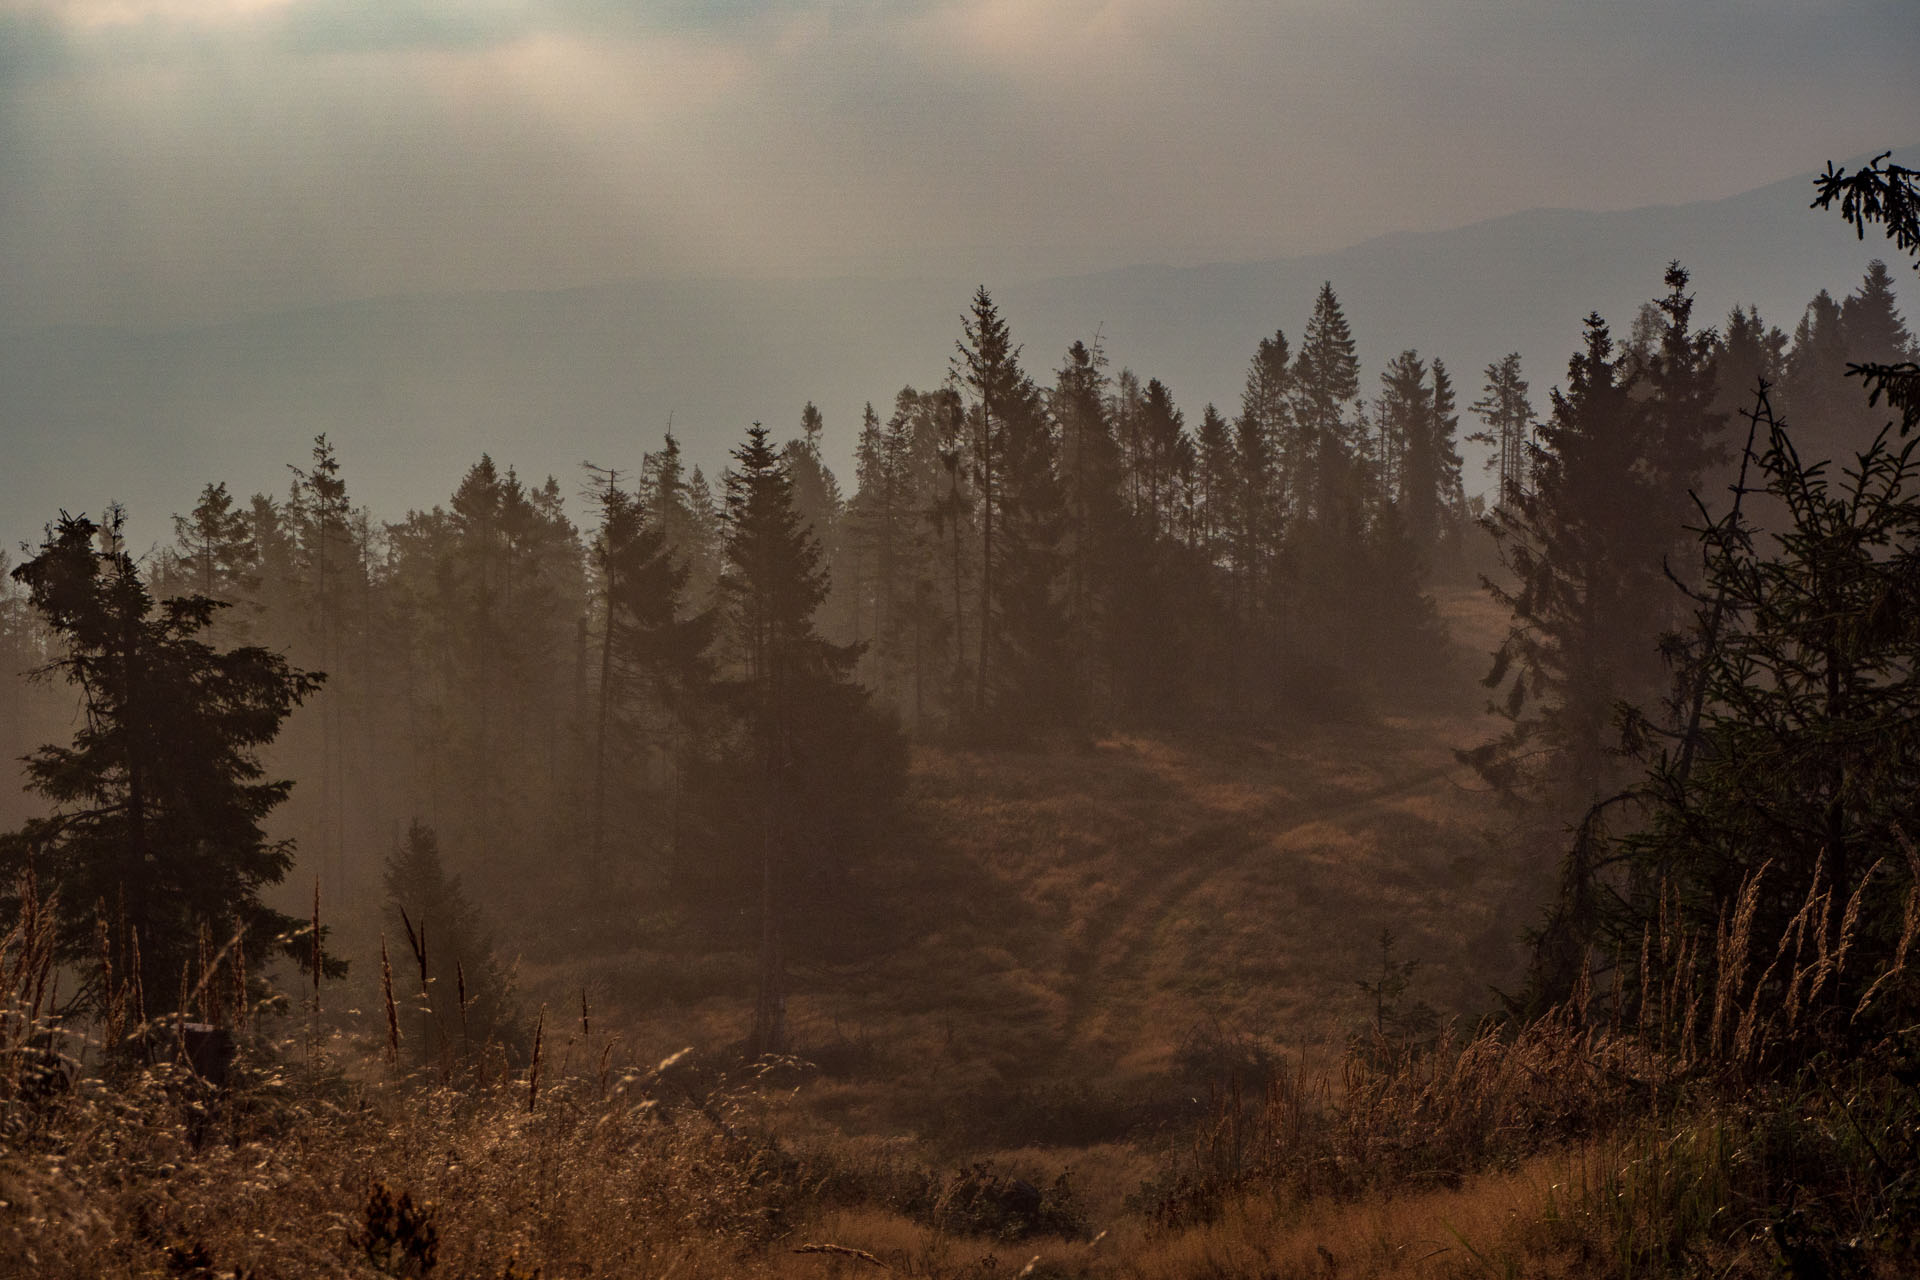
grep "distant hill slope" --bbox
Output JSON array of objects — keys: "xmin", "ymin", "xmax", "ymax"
[{"xmin": 2, "ymin": 151, "xmax": 1911, "ymax": 551}]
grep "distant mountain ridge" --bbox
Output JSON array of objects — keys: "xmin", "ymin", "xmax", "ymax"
[{"xmin": 2, "ymin": 151, "xmax": 1912, "ymax": 553}]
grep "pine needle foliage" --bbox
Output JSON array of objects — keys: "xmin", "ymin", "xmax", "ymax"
[
  {"xmin": 1813, "ymin": 152, "xmax": 1920, "ymax": 434},
  {"xmin": 1595, "ymin": 394, "xmax": 1920, "ymax": 1051}
]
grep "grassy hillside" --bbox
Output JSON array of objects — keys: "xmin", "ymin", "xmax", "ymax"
[
  {"xmin": 8, "ymin": 589, "xmax": 1914, "ymax": 1276},
  {"xmin": 522, "ymin": 590, "xmax": 1530, "ymax": 1152},
  {"xmin": 7, "ymin": 618, "xmax": 1595, "ymax": 1277}
]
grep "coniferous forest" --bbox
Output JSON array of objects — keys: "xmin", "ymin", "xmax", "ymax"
[{"xmin": 2, "ymin": 143, "xmax": 1920, "ymax": 1277}]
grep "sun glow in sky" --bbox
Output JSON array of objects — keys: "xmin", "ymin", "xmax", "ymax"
[
  {"xmin": 14, "ymin": 0, "xmax": 292, "ymax": 24},
  {"xmin": 0, "ymin": 0, "xmax": 1912, "ymax": 328}
]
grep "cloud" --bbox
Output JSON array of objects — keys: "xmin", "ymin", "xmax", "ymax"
[
  {"xmin": 1, "ymin": 0, "xmax": 1914, "ymax": 331},
  {"xmin": 0, "ymin": 11, "xmax": 66, "ymax": 79},
  {"xmin": 0, "ymin": 0, "xmax": 929, "ymax": 62},
  {"xmin": 269, "ymin": 0, "xmax": 528, "ymax": 54}
]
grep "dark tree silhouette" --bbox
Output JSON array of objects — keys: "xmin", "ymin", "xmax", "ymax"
[
  {"xmin": 1813, "ymin": 152, "xmax": 1920, "ymax": 434},
  {"xmin": 952, "ymin": 287, "xmax": 1025, "ymax": 718},
  {"xmin": 0, "ymin": 510, "xmax": 326, "ymax": 1014},
  {"xmin": 1470, "ymin": 353, "xmax": 1535, "ymax": 509},
  {"xmin": 717, "ymin": 424, "xmax": 902, "ymax": 1058},
  {"xmin": 384, "ymin": 820, "xmax": 519, "ymax": 1065}
]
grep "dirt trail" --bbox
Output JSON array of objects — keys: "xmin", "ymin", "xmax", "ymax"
[
  {"xmin": 1057, "ymin": 746, "xmax": 1471, "ymax": 1066},
  {"xmin": 863, "ymin": 713, "xmax": 1502, "ymax": 1087}
]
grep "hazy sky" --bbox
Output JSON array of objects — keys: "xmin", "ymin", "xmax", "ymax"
[{"xmin": 2, "ymin": 0, "xmax": 1914, "ymax": 330}]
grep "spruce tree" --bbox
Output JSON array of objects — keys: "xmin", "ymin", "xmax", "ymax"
[
  {"xmin": 847, "ymin": 392, "xmax": 919, "ymax": 705},
  {"xmin": 887, "ymin": 388, "xmax": 962, "ymax": 727},
  {"xmin": 1641, "ymin": 264, "xmax": 1728, "ymax": 529},
  {"xmin": 1050, "ymin": 342, "xmax": 1124, "ymax": 723},
  {"xmin": 1537, "ymin": 148, "xmax": 1920, "ymax": 1036},
  {"xmin": 384, "ymin": 457, "xmax": 585, "ymax": 904},
  {"xmin": 642, "ymin": 430, "xmax": 721, "ymax": 607},
  {"xmin": 583, "ymin": 471, "xmax": 714, "ymax": 885},
  {"xmin": 1291, "ymin": 283, "xmax": 1362, "ymax": 521},
  {"xmin": 1781, "ymin": 289, "xmax": 1852, "ymax": 452},
  {"xmin": 1232, "ymin": 332, "xmax": 1289, "ymax": 630},
  {"xmin": 995, "ymin": 372, "xmax": 1073, "ymax": 734},
  {"xmin": 1195, "ymin": 403, "xmax": 1236, "ymax": 563},
  {"xmin": 446, "ymin": 456, "xmax": 513, "ymax": 875},
  {"xmin": 716, "ymin": 424, "xmax": 901, "ymax": 1057},
  {"xmin": 1813, "ymin": 151, "xmax": 1920, "ymax": 434},
  {"xmin": 845, "ymin": 402, "xmax": 886, "ymax": 652},
  {"xmin": 1473, "ymin": 267, "xmax": 1721, "ymax": 811},
  {"xmin": 1138, "ymin": 378, "xmax": 1187, "ymax": 538},
  {"xmin": 1287, "ymin": 284, "xmax": 1412, "ymax": 687},
  {"xmin": 384, "ymin": 820, "xmax": 519, "ymax": 1064},
  {"xmin": 169, "ymin": 482, "xmax": 259, "ymax": 611},
  {"xmin": 1111, "ymin": 368, "xmax": 1147, "ymax": 517},
  {"xmin": 1618, "ymin": 416, "xmax": 1920, "ymax": 1002},
  {"xmin": 1469, "ymin": 353, "xmax": 1535, "ymax": 509},
  {"xmin": 287, "ymin": 436, "xmax": 362, "ymax": 905},
  {"xmin": 1468, "ymin": 311, "xmax": 1682, "ymax": 817},
  {"xmin": 1715, "ymin": 307, "xmax": 1788, "ymax": 423},
  {"xmin": 684, "ymin": 466, "xmax": 724, "ymax": 608},
  {"xmin": 0, "ymin": 510, "xmax": 326, "ymax": 1013},
  {"xmin": 246, "ymin": 493, "xmax": 299, "ymax": 623},
  {"xmin": 1425, "ymin": 358, "xmax": 1469, "ymax": 571},
  {"xmin": 783, "ymin": 402, "xmax": 844, "ymax": 557},
  {"xmin": 1840, "ymin": 261, "xmax": 1914, "ymax": 368},
  {"xmin": 953, "ymin": 288, "xmax": 1024, "ymax": 717},
  {"xmin": 927, "ymin": 386, "xmax": 974, "ymax": 717},
  {"xmin": 1377, "ymin": 350, "xmax": 1435, "ymax": 541}
]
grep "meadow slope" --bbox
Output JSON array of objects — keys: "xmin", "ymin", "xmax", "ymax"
[{"xmin": 551, "ymin": 588, "xmax": 1537, "ymax": 1153}]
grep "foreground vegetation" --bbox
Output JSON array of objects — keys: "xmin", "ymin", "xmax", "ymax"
[
  {"xmin": 4, "ymin": 685, "xmax": 1918, "ymax": 1278},
  {"xmin": 5, "ymin": 936, "xmax": 1916, "ymax": 1277}
]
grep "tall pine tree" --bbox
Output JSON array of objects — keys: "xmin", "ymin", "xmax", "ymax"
[{"xmin": 0, "ymin": 510, "xmax": 326, "ymax": 1013}]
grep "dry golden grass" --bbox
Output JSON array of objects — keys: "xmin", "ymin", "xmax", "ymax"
[
  {"xmin": 1110, "ymin": 1152, "xmax": 1593, "ymax": 1280},
  {"xmin": 4, "ymin": 871, "xmax": 1913, "ymax": 1279},
  {"xmin": 0, "ymin": 1050, "xmax": 815, "ymax": 1278}
]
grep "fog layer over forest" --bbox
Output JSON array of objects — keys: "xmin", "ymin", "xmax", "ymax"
[{"xmin": 1, "ymin": 156, "xmax": 1911, "ymax": 558}]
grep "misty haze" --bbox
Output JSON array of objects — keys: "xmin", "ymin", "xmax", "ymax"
[{"xmin": 2, "ymin": 2, "xmax": 1919, "ymax": 1277}]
